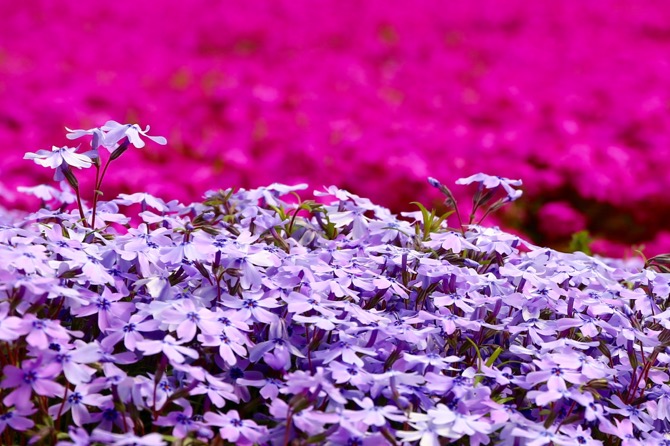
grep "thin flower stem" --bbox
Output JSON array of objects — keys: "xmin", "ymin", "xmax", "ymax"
[
  {"xmin": 55, "ymin": 384, "xmax": 70, "ymax": 428},
  {"xmin": 282, "ymin": 409, "xmax": 293, "ymax": 446},
  {"xmin": 91, "ymin": 157, "xmax": 113, "ymax": 229},
  {"xmin": 73, "ymin": 185, "xmax": 88, "ymax": 227},
  {"xmin": 305, "ymin": 325, "xmax": 314, "ymax": 373},
  {"xmin": 91, "ymin": 163, "xmax": 101, "ymax": 229}
]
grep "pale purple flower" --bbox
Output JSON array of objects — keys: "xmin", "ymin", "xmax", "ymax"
[
  {"xmin": 525, "ymin": 357, "xmax": 588, "ymax": 390},
  {"xmin": 100, "ymin": 121, "xmax": 167, "ymax": 149},
  {"xmin": 456, "ymin": 173, "xmax": 523, "ymax": 201},
  {"xmin": 198, "ymin": 329, "xmax": 249, "ymax": 366},
  {"xmin": 24, "ymin": 145, "xmax": 93, "ymax": 170},
  {"xmin": 328, "ymin": 361, "xmax": 375, "ymax": 389},
  {"xmin": 91, "ymin": 431, "xmax": 167, "ymax": 446},
  {"xmin": 65, "ymin": 126, "xmax": 105, "ymax": 150},
  {"xmin": 556, "ymin": 425, "xmax": 603, "ymax": 446},
  {"xmin": 17, "ymin": 182, "xmax": 77, "ymax": 204},
  {"xmin": 317, "ymin": 333, "xmax": 378, "ymax": 368},
  {"xmin": 48, "ymin": 385, "xmax": 104, "ymax": 426},
  {"xmin": 161, "ymin": 298, "xmax": 218, "ymax": 342},
  {"xmin": 345, "ymin": 397, "xmax": 407, "ymax": 427},
  {"xmin": 136, "ymin": 334, "xmax": 199, "ymax": 364},
  {"xmin": 155, "ymin": 404, "xmax": 204, "ymax": 439},
  {"xmin": 599, "ymin": 419, "xmax": 644, "ymax": 446},
  {"xmin": 50, "ymin": 342, "xmax": 101, "ymax": 385},
  {"xmin": 115, "ymin": 192, "xmax": 169, "ymax": 212},
  {"xmin": 72, "ymin": 287, "xmax": 134, "ymax": 331},
  {"xmin": 0, "ymin": 407, "xmax": 35, "ymax": 434},
  {"xmin": 0, "ymin": 303, "xmax": 24, "ymax": 342},
  {"xmin": 2, "ymin": 359, "xmax": 64, "ymax": 410},
  {"xmin": 220, "ymin": 289, "xmax": 281, "ymax": 324},
  {"xmin": 204, "ymin": 409, "xmax": 268, "ymax": 445},
  {"xmin": 606, "ymin": 394, "xmax": 654, "ymax": 431},
  {"xmin": 101, "ymin": 314, "xmax": 161, "ymax": 351},
  {"xmin": 397, "ymin": 418, "xmax": 455, "ymax": 445},
  {"xmin": 269, "ymin": 398, "xmax": 339, "ymax": 436},
  {"xmin": 12, "ymin": 313, "xmax": 70, "ymax": 349},
  {"xmin": 190, "ymin": 373, "xmax": 239, "ymax": 408}
]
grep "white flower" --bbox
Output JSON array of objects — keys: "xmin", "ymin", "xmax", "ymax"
[
  {"xmin": 66, "ymin": 126, "xmax": 105, "ymax": 150},
  {"xmin": 456, "ymin": 173, "xmax": 523, "ymax": 201},
  {"xmin": 24, "ymin": 146, "xmax": 93, "ymax": 169},
  {"xmin": 101, "ymin": 120, "xmax": 167, "ymax": 149}
]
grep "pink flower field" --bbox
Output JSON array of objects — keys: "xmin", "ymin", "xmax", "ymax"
[{"xmin": 2, "ymin": 0, "xmax": 670, "ymax": 256}]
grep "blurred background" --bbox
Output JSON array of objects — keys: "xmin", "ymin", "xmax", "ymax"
[{"xmin": 2, "ymin": 0, "xmax": 670, "ymax": 257}]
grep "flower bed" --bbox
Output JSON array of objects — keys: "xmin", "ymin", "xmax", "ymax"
[
  {"xmin": 3, "ymin": 1, "xmax": 670, "ymax": 255},
  {"xmin": 1, "ymin": 124, "xmax": 668, "ymax": 445}
]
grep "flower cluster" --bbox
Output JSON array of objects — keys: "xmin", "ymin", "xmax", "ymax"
[
  {"xmin": 2, "ymin": 1, "xmax": 670, "ymax": 256},
  {"xmin": 0, "ymin": 128, "xmax": 668, "ymax": 444}
]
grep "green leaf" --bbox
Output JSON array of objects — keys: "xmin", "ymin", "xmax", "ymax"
[
  {"xmin": 485, "ymin": 346, "xmax": 504, "ymax": 367},
  {"xmin": 568, "ymin": 230, "xmax": 592, "ymax": 255}
]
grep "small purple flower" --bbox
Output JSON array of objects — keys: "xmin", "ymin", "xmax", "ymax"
[
  {"xmin": 100, "ymin": 121, "xmax": 167, "ymax": 149},
  {"xmin": 136, "ymin": 335, "xmax": 199, "ymax": 364},
  {"xmin": 155, "ymin": 404, "xmax": 204, "ymax": 439},
  {"xmin": 48, "ymin": 384, "xmax": 104, "ymax": 426},
  {"xmin": 204, "ymin": 409, "xmax": 268, "ymax": 445},
  {"xmin": 456, "ymin": 173, "xmax": 523, "ymax": 201},
  {"xmin": 2, "ymin": 359, "xmax": 64, "ymax": 410},
  {"xmin": 65, "ymin": 126, "xmax": 105, "ymax": 150},
  {"xmin": 24, "ymin": 145, "xmax": 93, "ymax": 170},
  {"xmin": 0, "ymin": 407, "xmax": 36, "ymax": 435}
]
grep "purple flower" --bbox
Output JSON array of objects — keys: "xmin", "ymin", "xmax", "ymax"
[
  {"xmin": 345, "ymin": 397, "xmax": 406, "ymax": 427},
  {"xmin": 65, "ymin": 126, "xmax": 105, "ymax": 150},
  {"xmin": 599, "ymin": 419, "xmax": 644, "ymax": 446},
  {"xmin": 204, "ymin": 409, "xmax": 268, "ymax": 445},
  {"xmin": 136, "ymin": 334, "xmax": 199, "ymax": 364},
  {"xmin": 72, "ymin": 287, "xmax": 134, "ymax": 331},
  {"xmin": 155, "ymin": 404, "xmax": 205, "ymax": 439},
  {"xmin": 190, "ymin": 373, "xmax": 240, "ymax": 408},
  {"xmin": 48, "ymin": 385, "xmax": 104, "ymax": 426},
  {"xmin": 101, "ymin": 314, "xmax": 161, "ymax": 351},
  {"xmin": 220, "ymin": 289, "xmax": 281, "ymax": 324},
  {"xmin": 161, "ymin": 298, "xmax": 218, "ymax": 342},
  {"xmin": 0, "ymin": 407, "xmax": 36, "ymax": 435},
  {"xmin": 0, "ymin": 303, "xmax": 24, "ymax": 342},
  {"xmin": 606, "ymin": 395, "xmax": 654, "ymax": 431},
  {"xmin": 456, "ymin": 173, "xmax": 523, "ymax": 201},
  {"xmin": 100, "ymin": 121, "xmax": 167, "ymax": 149},
  {"xmin": 317, "ymin": 333, "xmax": 378, "ymax": 368},
  {"xmin": 2, "ymin": 359, "xmax": 64, "ymax": 410},
  {"xmin": 24, "ymin": 145, "xmax": 93, "ymax": 170}
]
